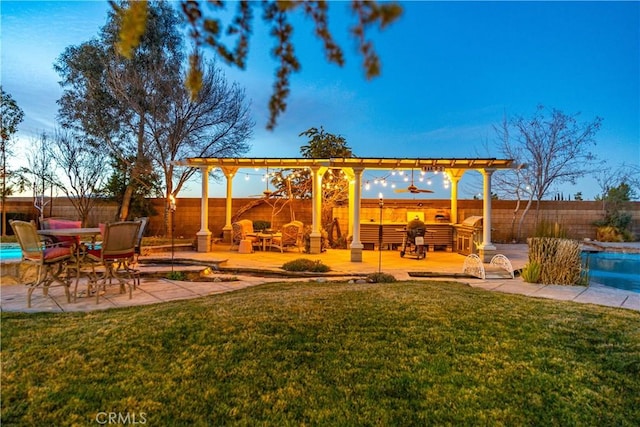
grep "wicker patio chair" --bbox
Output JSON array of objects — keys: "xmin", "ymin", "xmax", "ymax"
[{"xmin": 271, "ymin": 222, "xmax": 303, "ymax": 252}]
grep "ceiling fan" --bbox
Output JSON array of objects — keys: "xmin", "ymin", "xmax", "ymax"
[
  {"xmin": 249, "ymin": 167, "xmax": 283, "ymax": 198},
  {"xmin": 394, "ymin": 169, "xmax": 434, "ymax": 194}
]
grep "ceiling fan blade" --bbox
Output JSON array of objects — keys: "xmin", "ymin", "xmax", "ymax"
[
  {"xmin": 415, "ymin": 189, "xmax": 434, "ymax": 193},
  {"xmin": 394, "ymin": 188, "xmax": 409, "ymax": 193}
]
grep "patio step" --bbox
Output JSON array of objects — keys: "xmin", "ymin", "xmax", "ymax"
[{"xmin": 484, "ymin": 266, "xmax": 514, "ymax": 279}]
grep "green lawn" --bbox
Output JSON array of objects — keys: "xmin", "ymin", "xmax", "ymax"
[{"xmin": 2, "ymin": 281, "xmax": 639, "ymax": 426}]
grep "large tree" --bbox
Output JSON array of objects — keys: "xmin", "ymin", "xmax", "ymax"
[
  {"xmin": 1, "ymin": 87, "xmax": 25, "ymax": 236},
  {"xmin": 56, "ymin": 1, "xmax": 252, "ymax": 227},
  {"xmin": 47, "ymin": 129, "xmax": 111, "ymax": 226},
  {"xmin": 23, "ymin": 132, "xmax": 58, "ymax": 223},
  {"xmin": 146, "ymin": 60, "xmax": 252, "ymax": 206},
  {"xmin": 276, "ymin": 126, "xmax": 354, "ymax": 237},
  {"xmin": 493, "ymin": 105, "xmax": 602, "ymax": 241},
  {"xmin": 114, "ymin": 0, "xmax": 403, "ymax": 129}
]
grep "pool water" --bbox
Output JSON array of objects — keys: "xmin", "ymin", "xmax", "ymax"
[
  {"xmin": 0, "ymin": 244, "xmax": 22, "ymax": 262},
  {"xmin": 582, "ymin": 252, "xmax": 640, "ymax": 293}
]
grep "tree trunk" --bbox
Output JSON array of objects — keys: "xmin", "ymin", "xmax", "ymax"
[
  {"xmin": 119, "ymin": 185, "xmax": 134, "ymax": 221},
  {"xmin": 1, "ymin": 146, "xmax": 6, "ymax": 236},
  {"xmin": 119, "ymin": 114, "xmax": 146, "ymax": 221}
]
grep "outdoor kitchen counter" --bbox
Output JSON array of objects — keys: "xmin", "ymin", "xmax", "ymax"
[{"xmin": 360, "ymin": 222, "xmax": 453, "ymax": 251}]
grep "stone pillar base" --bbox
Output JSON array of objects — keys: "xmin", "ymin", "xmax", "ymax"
[
  {"xmin": 350, "ymin": 246, "xmax": 364, "ymax": 262},
  {"xmin": 478, "ymin": 244, "xmax": 496, "ymax": 263},
  {"xmin": 222, "ymin": 227, "xmax": 232, "ymax": 244},
  {"xmin": 309, "ymin": 234, "xmax": 322, "ymax": 254},
  {"xmin": 196, "ymin": 231, "xmax": 212, "ymax": 252}
]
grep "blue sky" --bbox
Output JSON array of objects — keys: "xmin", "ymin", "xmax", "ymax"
[{"xmin": 2, "ymin": 1, "xmax": 638, "ymax": 200}]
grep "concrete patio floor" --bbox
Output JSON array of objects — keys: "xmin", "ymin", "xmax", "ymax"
[{"xmin": 1, "ymin": 243, "xmax": 638, "ymax": 313}]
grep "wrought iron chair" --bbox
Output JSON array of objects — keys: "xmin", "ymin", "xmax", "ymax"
[
  {"xmin": 119, "ymin": 216, "xmax": 148, "ymax": 288},
  {"xmin": 83, "ymin": 221, "xmax": 141, "ymax": 304},
  {"xmin": 10, "ymin": 220, "xmax": 72, "ymax": 308}
]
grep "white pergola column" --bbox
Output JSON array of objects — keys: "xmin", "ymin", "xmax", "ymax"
[
  {"xmin": 478, "ymin": 168, "xmax": 496, "ymax": 262},
  {"xmin": 196, "ymin": 166, "xmax": 212, "ymax": 252},
  {"xmin": 221, "ymin": 167, "xmax": 237, "ymax": 244},
  {"xmin": 309, "ymin": 166, "xmax": 325, "ymax": 254},
  {"xmin": 348, "ymin": 167, "xmax": 364, "ymax": 262},
  {"xmin": 447, "ymin": 170, "xmax": 465, "ymax": 224}
]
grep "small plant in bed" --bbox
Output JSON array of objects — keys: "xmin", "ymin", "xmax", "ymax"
[
  {"xmin": 282, "ymin": 258, "xmax": 330, "ymax": 273},
  {"xmin": 366, "ymin": 272, "xmax": 397, "ymax": 283},
  {"xmin": 159, "ymin": 270, "xmax": 239, "ymax": 282},
  {"xmin": 166, "ymin": 271, "xmax": 186, "ymax": 281}
]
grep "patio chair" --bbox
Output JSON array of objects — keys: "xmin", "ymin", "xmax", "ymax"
[
  {"xmin": 230, "ymin": 219, "xmax": 259, "ymax": 251},
  {"xmin": 114, "ymin": 217, "xmax": 148, "ymax": 289},
  {"xmin": 129, "ymin": 217, "xmax": 149, "ymax": 287},
  {"xmin": 133, "ymin": 216, "xmax": 148, "ymax": 259},
  {"xmin": 83, "ymin": 221, "xmax": 141, "ymax": 304},
  {"xmin": 271, "ymin": 222, "xmax": 303, "ymax": 252},
  {"xmin": 10, "ymin": 219, "xmax": 72, "ymax": 308},
  {"xmin": 40, "ymin": 217, "xmax": 82, "ymax": 248}
]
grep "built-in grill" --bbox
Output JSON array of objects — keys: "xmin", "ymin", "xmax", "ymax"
[{"xmin": 454, "ymin": 216, "xmax": 483, "ymax": 255}]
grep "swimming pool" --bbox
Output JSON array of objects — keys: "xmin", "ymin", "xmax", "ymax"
[
  {"xmin": 0, "ymin": 243, "xmax": 22, "ymax": 262},
  {"xmin": 582, "ymin": 251, "xmax": 640, "ymax": 293}
]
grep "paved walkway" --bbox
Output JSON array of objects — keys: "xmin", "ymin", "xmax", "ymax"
[{"xmin": 1, "ymin": 244, "xmax": 639, "ymax": 313}]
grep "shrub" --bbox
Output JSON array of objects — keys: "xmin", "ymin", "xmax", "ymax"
[
  {"xmin": 521, "ymin": 261, "xmax": 541, "ymax": 283},
  {"xmin": 366, "ymin": 272, "xmax": 397, "ymax": 283},
  {"xmin": 330, "ymin": 235, "xmax": 348, "ymax": 249},
  {"xmin": 252, "ymin": 220, "xmax": 271, "ymax": 231},
  {"xmin": 282, "ymin": 258, "xmax": 330, "ymax": 273},
  {"xmin": 302, "ymin": 227, "xmax": 329, "ymax": 253},
  {"xmin": 166, "ymin": 271, "xmax": 186, "ymax": 281},
  {"xmin": 527, "ymin": 237, "xmax": 582, "ymax": 285},
  {"xmin": 595, "ymin": 225, "xmax": 635, "ymax": 242}
]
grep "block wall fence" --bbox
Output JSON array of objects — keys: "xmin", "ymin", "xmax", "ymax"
[{"xmin": 3, "ymin": 197, "xmax": 639, "ymax": 243}]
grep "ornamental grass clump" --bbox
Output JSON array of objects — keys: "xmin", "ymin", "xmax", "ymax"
[
  {"xmin": 527, "ymin": 237, "xmax": 582, "ymax": 285},
  {"xmin": 520, "ymin": 261, "xmax": 541, "ymax": 283},
  {"xmin": 282, "ymin": 258, "xmax": 330, "ymax": 273}
]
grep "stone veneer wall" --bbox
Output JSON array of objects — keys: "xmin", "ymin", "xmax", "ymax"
[{"xmin": 3, "ymin": 197, "xmax": 639, "ymax": 243}]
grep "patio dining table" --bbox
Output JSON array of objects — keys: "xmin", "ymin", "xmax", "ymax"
[{"xmin": 255, "ymin": 231, "xmax": 282, "ymax": 251}]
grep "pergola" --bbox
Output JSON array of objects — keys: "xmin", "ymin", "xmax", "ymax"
[{"xmin": 174, "ymin": 157, "xmax": 517, "ymax": 262}]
